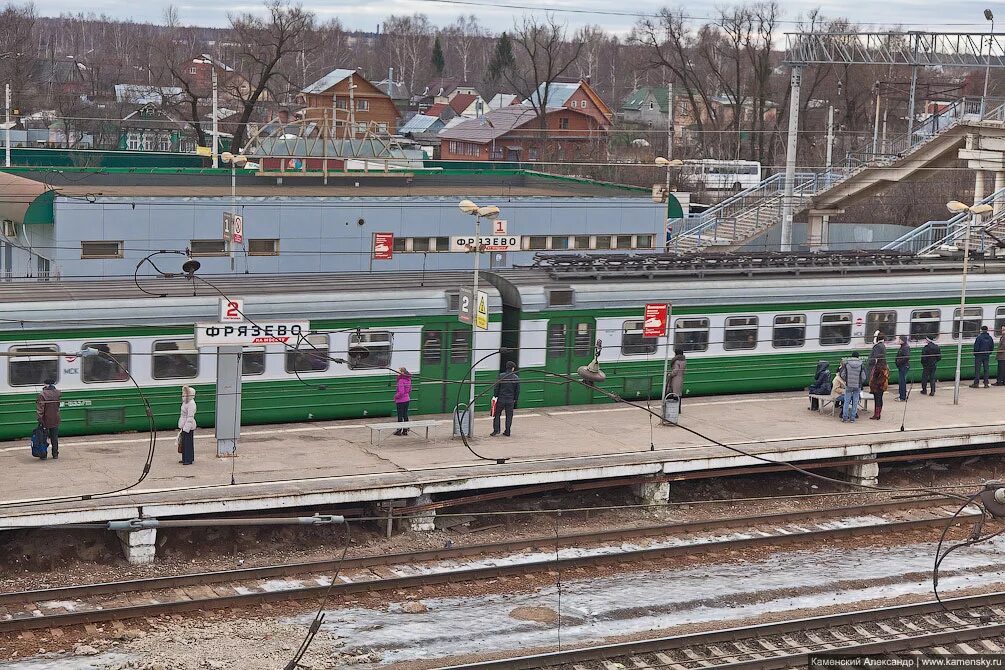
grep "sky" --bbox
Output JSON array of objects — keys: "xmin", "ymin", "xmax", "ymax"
[{"xmin": 37, "ymin": 0, "xmax": 1000, "ymax": 34}]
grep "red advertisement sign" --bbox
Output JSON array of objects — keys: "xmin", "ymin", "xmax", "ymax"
[
  {"xmin": 373, "ymin": 232, "xmax": 393, "ymax": 260},
  {"xmin": 643, "ymin": 303, "xmax": 669, "ymax": 338}
]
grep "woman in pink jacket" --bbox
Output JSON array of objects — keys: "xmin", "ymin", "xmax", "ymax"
[{"xmin": 394, "ymin": 368, "xmax": 412, "ymax": 436}]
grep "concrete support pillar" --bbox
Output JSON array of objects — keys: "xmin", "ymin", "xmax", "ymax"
[
  {"xmin": 806, "ymin": 209, "xmax": 843, "ymax": 252},
  {"xmin": 994, "ymin": 171, "xmax": 1005, "ymax": 216},
  {"xmin": 401, "ymin": 493, "xmax": 436, "ymax": 532},
  {"xmin": 631, "ymin": 480, "xmax": 671, "ymax": 505},
  {"xmin": 116, "ymin": 528, "xmax": 157, "ymax": 565},
  {"xmin": 975, "ymin": 169, "xmax": 987, "ymax": 204},
  {"xmin": 845, "ymin": 456, "xmax": 879, "ymax": 487}
]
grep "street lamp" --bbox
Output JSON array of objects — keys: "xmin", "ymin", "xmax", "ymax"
[
  {"xmin": 984, "ymin": 9, "xmax": 995, "ymax": 116},
  {"xmin": 220, "ymin": 151, "xmax": 247, "ymax": 271},
  {"xmin": 456, "ymin": 198, "xmax": 500, "ymax": 437},
  {"xmin": 655, "ymin": 157, "xmax": 683, "ymax": 249},
  {"xmin": 947, "ymin": 199, "xmax": 994, "ymax": 404}
]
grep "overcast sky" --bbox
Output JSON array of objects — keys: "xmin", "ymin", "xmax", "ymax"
[{"xmin": 41, "ymin": 0, "xmax": 999, "ymax": 34}]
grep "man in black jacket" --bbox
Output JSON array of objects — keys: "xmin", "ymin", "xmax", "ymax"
[
  {"xmin": 491, "ymin": 361, "xmax": 520, "ymax": 437},
  {"xmin": 894, "ymin": 336, "xmax": 910, "ymax": 401},
  {"xmin": 972, "ymin": 325, "xmax": 995, "ymax": 388},
  {"xmin": 920, "ymin": 337, "xmax": 942, "ymax": 396}
]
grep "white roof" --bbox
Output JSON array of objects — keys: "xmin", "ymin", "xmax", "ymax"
[
  {"xmin": 114, "ymin": 84, "xmax": 184, "ymax": 105},
  {"xmin": 302, "ymin": 69, "xmax": 354, "ymax": 94},
  {"xmin": 525, "ymin": 82, "xmax": 579, "ymax": 107},
  {"xmin": 399, "ymin": 114, "xmax": 441, "ymax": 133},
  {"xmin": 488, "ymin": 93, "xmax": 517, "ymax": 109}
]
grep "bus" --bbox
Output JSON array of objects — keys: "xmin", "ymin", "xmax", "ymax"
[{"xmin": 681, "ymin": 160, "xmax": 762, "ymax": 192}]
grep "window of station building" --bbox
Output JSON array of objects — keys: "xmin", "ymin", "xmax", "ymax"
[
  {"xmin": 393, "ymin": 236, "xmax": 406, "ymax": 252},
  {"xmin": 574, "ymin": 236, "xmax": 591, "ymax": 250},
  {"xmin": 286, "ymin": 334, "xmax": 330, "ymax": 373},
  {"xmin": 674, "ymin": 318, "xmax": 709, "ymax": 353},
  {"xmin": 909, "ymin": 309, "xmax": 941, "ymax": 341},
  {"xmin": 152, "ymin": 339, "xmax": 199, "ymax": 380},
  {"xmin": 81, "ymin": 241, "xmax": 123, "ymax": 259},
  {"xmin": 772, "ymin": 314, "xmax": 806, "ymax": 348},
  {"xmin": 435, "ymin": 236, "xmax": 450, "ymax": 251},
  {"xmin": 636, "ymin": 234, "xmax": 654, "ymax": 249},
  {"xmin": 450, "ymin": 330, "xmax": 470, "ymax": 363},
  {"xmin": 8, "ymin": 344, "xmax": 58, "ymax": 387},
  {"xmin": 820, "ymin": 312, "xmax": 852, "ymax": 346},
  {"xmin": 248, "ymin": 239, "xmax": 279, "ymax": 256},
  {"xmin": 422, "ymin": 330, "xmax": 443, "ymax": 363},
  {"xmin": 551, "ymin": 236, "xmax": 570, "ymax": 250},
  {"xmin": 81, "ymin": 342, "xmax": 130, "ymax": 383},
  {"xmin": 242, "ymin": 347, "xmax": 266, "ymax": 376},
  {"xmin": 865, "ymin": 310, "xmax": 898, "ymax": 343},
  {"xmin": 953, "ymin": 306, "xmax": 983, "ymax": 340},
  {"xmin": 621, "ymin": 320, "xmax": 657, "ymax": 355},
  {"xmin": 190, "ymin": 239, "xmax": 227, "ymax": 256},
  {"xmin": 724, "ymin": 316, "xmax": 758, "ymax": 350},
  {"xmin": 348, "ymin": 331, "xmax": 392, "ymax": 370},
  {"xmin": 528, "ymin": 236, "xmax": 548, "ymax": 250},
  {"xmin": 412, "ymin": 237, "xmax": 432, "ymax": 252},
  {"xmin": 595, "ymin": 235, "xmax": 612, "ymax": 250},
  {"xmin": 615, "ymin": 235, "xmax": 633, "ymax": 249}
]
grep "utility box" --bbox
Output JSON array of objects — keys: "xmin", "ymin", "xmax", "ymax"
[
  {"xmin": 452, "ymin": 403, "xmax": 474, "ymax": 438},
  {"xmin": 662, "ymin": 393, "xmax": 681, "ymax": 425}
]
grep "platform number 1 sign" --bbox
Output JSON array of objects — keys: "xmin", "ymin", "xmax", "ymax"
[
  {"xmin": 220, "ymin": 297, "xmax": 245, "ymax": 322},
  {"xmin": 492, "ymin": 219, "xmax": 507, "ymax": 235}
]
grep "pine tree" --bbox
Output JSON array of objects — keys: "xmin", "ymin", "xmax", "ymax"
[
  {"xmin": 431, "ymin": 35, "xmax": 445, "ymax": 76},
  {"xmin": 487, "ymin": 32, "xmax": 515, "ymax": 81}
]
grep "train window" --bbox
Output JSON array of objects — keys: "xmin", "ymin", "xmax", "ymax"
[
  {"xmin": 996, "ymin": 307, "xmax": 1005, "ymax": 332},
  {"xmin": 595, "ymin": 235, "xmax": 612, "ymax": 250},
  {"xmin": 674, "ymin": 318, "xmax": 709, "ymax": 353},
  {"xmin": 242, "ymin": 347, "xmax": 266, "ymax": 376},
  {"xmin": 347, "ymin": 331, "xmax": 391, "ymax": 370},
  {"xmin": 528, "ymin": 236, "xmax": 548, "ymax": 250},
  {"xmin": 551, "ymin": 236, "xmax": 570, "ymax": 250},
  {"xmin": 772, "ymin": 314, "xmax": 806, "ymax": 348},
  {"xmin": 636, "ymin": 235, "xmax": 654, "ymax": 249},
  {"xmin": 547, "ymin": 323, "xmax": 566, "ymax": 359},
  {"xmin": 286, "ymin": 335, "xmax": 330, "ymax": 373},
  {"xmin": 621, "ymin": 320, "xmax": 657, "ymax": 355},
  {"xmin": 723, "ymin": 316, "xmax": 758, "ymax": 350},
  {"xmin": 574, "ymin": 322, "xmax": 594, "ymax": 356},
  {"xmin": 865, "ymin": 311, "xmax": 898, "ymax": 343},
  {"xmin": 423, "ymin": 330, "xmax": 442, "ymax": 363},
  {"xmin": 820, "ymin": 312, "xmax": 852, "ymax": 346},
  {"xmin": 8, "ymin": 345, "xmax": 59, "ymax": 387},
  {"xmin": 81, "ymin": 342, "xmax": 130, "ymax": 383},
  {"xmin": 909, "ymin": 309, "xmax": 941, "ymax": 341},
  {"xmin": 450, "ymin": 330, "xmax": 470, "ymax": 364},
  {"xmin": 953, "ymin": 307, "xmax": 983, "ymax": 340},
  {"xmin": 574, "ymin": 236, "xmax": 591, "ymax": 250},
  {"xmin": 190, "ymin": 240, "xmax": 227, "ymax": 256},
  {"xmin": 152, "ymin": 339, "xmax": 199, "ymax": 379}
]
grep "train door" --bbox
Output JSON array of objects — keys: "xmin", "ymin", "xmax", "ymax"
[
  {"xmin": 543, "ymin": 316, "xmax": 596, "ymax": 407},
  {"xmin": 418, "ymin": 323, "xmax": 474, "ymax": 414}
]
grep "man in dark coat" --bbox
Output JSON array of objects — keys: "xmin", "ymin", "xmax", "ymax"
[
  {"xmin": 491, "ymin": 361, "xmax": 520, "ymax": 437},
  {"xmin": 35, "ymin": 379, "xmax": 62, "ymax": 459},
  {"xmin": 920, "ymin": 337, "xmax": 942, "ymax": 396},
  {"xmin": 807, "ymin": 360, "xmax": 832, "ymax": 410},
  {"xmin": 894, "ymin": 336, "xmax": 910, "ymax": 401},
  {"xmin": 972, "ymin": 325, "xmax": 995, "ymax": 388}
]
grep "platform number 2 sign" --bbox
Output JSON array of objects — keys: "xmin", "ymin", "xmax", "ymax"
[{"xmin": 220, "ymin": 297, "xmax": 246, "ymax": 323}]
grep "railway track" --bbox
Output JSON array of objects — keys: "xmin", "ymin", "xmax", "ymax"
[
  {"xmin": 431, "ymin": 592, "xmax": 1005, "ymax": 670},
  {"xmin": 0, "ymin": 498, "xmax": 981, "ymax": 634}
]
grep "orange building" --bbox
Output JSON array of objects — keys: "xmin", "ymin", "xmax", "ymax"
[
  {"xmin": 524, "ymin": 80, "xmax": 614, "ymax": 130},
  {"xmin": 439, "ymin": 106, "xmax": 605, "ymax": 162},
  {"xmin": 300, "ymin": 69, "xmax": 401, "ymax": 138}
]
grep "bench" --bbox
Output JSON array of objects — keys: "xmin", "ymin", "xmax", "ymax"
[
  {"xmin": 809, "ymin": 391, "xmax": 874, "ymax": 416},
  {"xmin": 368, "ymin": 420, "xmax": 443, "ymax": 445}
]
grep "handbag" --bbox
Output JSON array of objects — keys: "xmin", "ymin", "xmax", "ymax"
[
  {"xmin": 490, "ymin": 396, "xmax": 498, "ymax": 416},
  {"xmin": 176, "ymin": 431, "xmax": 184, "ymax": 454}
]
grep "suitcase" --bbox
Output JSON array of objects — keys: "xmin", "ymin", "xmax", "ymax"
[{"xmin": 31, "ymin": 425, "xmax": 48, "ymax": 459}]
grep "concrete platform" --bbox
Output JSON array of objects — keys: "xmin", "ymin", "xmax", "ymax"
[{"xmin": 2, "ymin": 386, "xmax": 1004, "ymax": 529}]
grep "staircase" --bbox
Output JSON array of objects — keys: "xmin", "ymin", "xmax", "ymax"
[
  {"xmin": 883, "ymin": 188, "xmax": 1005, "ymax": 255},
  {"xmin": 668, "ymin": 96, "xmax": 1005, "ymax": 254}
]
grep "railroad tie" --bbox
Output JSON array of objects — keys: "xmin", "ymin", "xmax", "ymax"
[
  {"xmin": 943, "ymin": 612, "xmax": 975, "ymax": 627},
  {"xmin": 706, "ymin": 645, "xmax": 738, "ymax": 662},
  {"xmin": 901, "ymin": 620, "xmax": 924, "ymax": 632},
  {"xmin": 653, "ymin": 651, "xmax": 684, "ymax": 669},
  {"xmin": 628, "ymin": 656, "xmax": 652, "ymax": 668},
  {"xmin": 602, "ymin": 661, "xmax": 626, "ymax": 670},
  {"xmin": 851, "ymin": 625, "xmax": 878, "ymax": 641},
  {"xmin": 876, "ymin": 623, "xmax": 908, "ymax": 638},
  {"xmin": 931, "ymin": 647, "xmax": 954, "ymax": 655},
  {"xmin": 730, "ymin": 641, "xmax": 761, "ymax": 658},
  {"xmin": 980, "ymin": 639, "xmax": 1004, "ymax": 652},
  {"xmin": 681, "ymin": 647, "xmax": 716, "ymax": 666},
  {"xmin": 956, "ymin": 643, "xmax": 980, "ymax": 654},
  {"xmin": 805, "ymin": 632, "xmax": 839, "ymax": 649}
]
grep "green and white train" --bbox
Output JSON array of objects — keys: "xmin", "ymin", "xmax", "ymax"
[{"xmin": 0, "ymin": 256, "xmax": 998, "ymax": 441}]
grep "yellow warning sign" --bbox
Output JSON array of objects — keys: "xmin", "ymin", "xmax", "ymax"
[{"xmin": 475, "ymin": 290, "xmax": 489, "ymax": 330}]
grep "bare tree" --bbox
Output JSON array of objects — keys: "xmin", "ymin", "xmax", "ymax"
[
  {"xmin": 227, "ymin": 0, "xmax": 313, "ymax": 150},
  {"xmin": 0, "ymin": 2, "xmax": 38, "ymax": 110},
  {"xmin": 152, "ymin": 25, "xmax": 211, "ymax": 146},
  {"xmin": 383, "ymin": 13, "xmax": 433, "ymax": 97},
  {"xmin": 446, "ymin": 14, "xmax": 485, "ymax": 83}
]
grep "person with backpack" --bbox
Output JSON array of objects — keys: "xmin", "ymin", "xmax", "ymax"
[
  {"xmin": 894, "ymin": 336, "xmax": 910, "ymax": 401},
  {"xmin": 972, "ymin": 325, "xmax": 995, "ymax": 388},
  {"xmin": 840, "ymin": 351, "xmax": 867, "ymax": 423},
  {"xmin": 35, "ymin": 379, "xmax": 61, "ymax": 460},
  {"xmin": 490, "ymin": 361, "xmax": 520, "ymax": 437},
  {"xmin": 920, "ymin": 337, "xmax": 942, "ymax": 396}
]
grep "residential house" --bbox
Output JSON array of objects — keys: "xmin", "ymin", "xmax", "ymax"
[
  {"xmin": 31, "ymin": 58, "xmax": 90, "ymax": 99},
  {"xmin": 433, "ymin": 83, "xmax": 479, "ymax": 105},
  {"xmin": 487, "ymin": 93, "xmax": 519, "ymax": 110},
  {"xmin": 524, "ymin": 80, "xmax": 614, "ymax": 130},
  {"xmin": 447, "ymin": 92, "xmax": 486, "ymax": 119},
  {"xmin": 300, "ymin": 69, "xmax": 400, "ymax": 138},
  {"xmin": 118, "ymin": 104, "xmax": 196, "ymax": 153},
  {"xmin": 114, "ymin": 84, "xmax": 184, "ymax": 106},
  {"xmin": 620, "ymin": 86, "xmax": 698, "ymax": 136},
  {"xmin": 439, "ymin": 105, "xmax": 605, "ymax": 162},
  {"xmin": 375, "ymin": 78, "xmax": 410, "ymax": 115},
  {"xmin": 185, "ymin": 54, "xmax": 249, "ymax": 99}
]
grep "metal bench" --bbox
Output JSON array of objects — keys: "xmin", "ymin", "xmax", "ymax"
[
  {"xmin": 368, "ymin": 419, "xmax": 443, "ymax": 445},
  {"xmin": 811, "ymin": 391, "xmax": 874, "ymax": 416},
  {"xmin": 808, "ymin": 393, "xmax": 833, "ymax": 414}
]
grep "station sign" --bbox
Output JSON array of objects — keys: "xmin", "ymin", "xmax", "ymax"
[
  {"xmin": 450, "ymin": 235, "xmax": 521, "ymax": 252},
  {"xmin": 491, "ymin": 219, "xmax": 507, "ymax": 235},
  {"xmin": 220, "ymin": 297, "xmax": 245, "ymax": 322},
  {"xmin": 475, "ymin": 291, "xmax": 489, "ymax": 330},
  {"xmin": 373, "ymin": 232, "xmax": 393, "ymax": 260},
  {"xmin": 223, "ymin": 212, "xmax": 244, "ymax": 244},
  {"xmin": 195, "ymin": 322, "xmax": 310, "ymax": 348},
  {"xmin": 457, "ymin": 288, "xmax": 474, "ymax": 325},
  {"xmin": 643, "ymin": 303, "xmax": 669, "ymax": 338}
]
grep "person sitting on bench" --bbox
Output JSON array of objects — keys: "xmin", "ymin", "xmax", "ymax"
[{"xmin": 807, "ymin": 360, "xmax": 832, "ymax": 410}]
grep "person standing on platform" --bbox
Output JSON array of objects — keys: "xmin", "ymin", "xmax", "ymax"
[
  {"xmin": 490, "ymin": 361, "xmax": 520, "ymax": 437},
  {"xmin": 895, "ymin": 336, "xmax": 910, "ymax": 401},
  {"xmin": 867, "ymin": 331, "xmax": 887, "ymax": 384},
  {"xmin": 920, "ymin": 337, "xmax": 942, "ymax": 396},
  {"xmin": 177, "ymin": 386, "xmax": 197, "ymax": 465},
  {"xmin": 393, "ymin": 367, "xmax": 412, "ymax": 436},
  {"xmin": 35, "ymin": 379, "xmax": 61, "ymax": 460},
  {"xmin": 840, "ymin": 351, "xmax": 866, "ymax": 423},
  {"xmin": 668, "ymin": 347, "xmax": 687, "ymax": 407},
  {"xmin": 996, "ymin": 326, "xmax": 1005, "ymax": 386},
  {"xmin": 869, "ymin": 359, "xmax": 889, "ymax": 420},
  {"xmin": 972, "ymin": 325, "xmax": 995, "ymax": 388}
]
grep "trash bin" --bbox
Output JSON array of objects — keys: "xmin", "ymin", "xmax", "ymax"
[
  {"xmin": 662, "ymin": 393, "xmax": 681, "ymax": 425},
  {"xmin": 452, "ymin": 403, "xmax": 474, "ymax": 438}
]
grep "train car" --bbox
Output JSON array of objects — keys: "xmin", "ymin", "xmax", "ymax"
[{"xmin": 0, "ymin": 272, "xmax": 502, "ymax": 441}]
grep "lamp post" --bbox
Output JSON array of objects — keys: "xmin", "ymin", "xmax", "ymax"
[
  {"xmin": 655, "ymin": 157, "xmax": 683, "ymax": 249},
  {"xmin": 220, "ymin": 150, "xmax": 247, "ymax": 272},
  {"xmin": 947, "ymin": 199, "xmax": 994, "ymax": 404},
  {"xmin": 984, "ymin": 9, "xmax": 995, "ymax": 117},
  {"xmin": 457, "ymin": 199, "xmax": 500, "ymax": 437}
]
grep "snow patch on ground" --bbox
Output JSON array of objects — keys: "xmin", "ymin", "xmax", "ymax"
[{"xmin": 0, "ymin": 652, "xmax": 132, "ymax": 670}]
